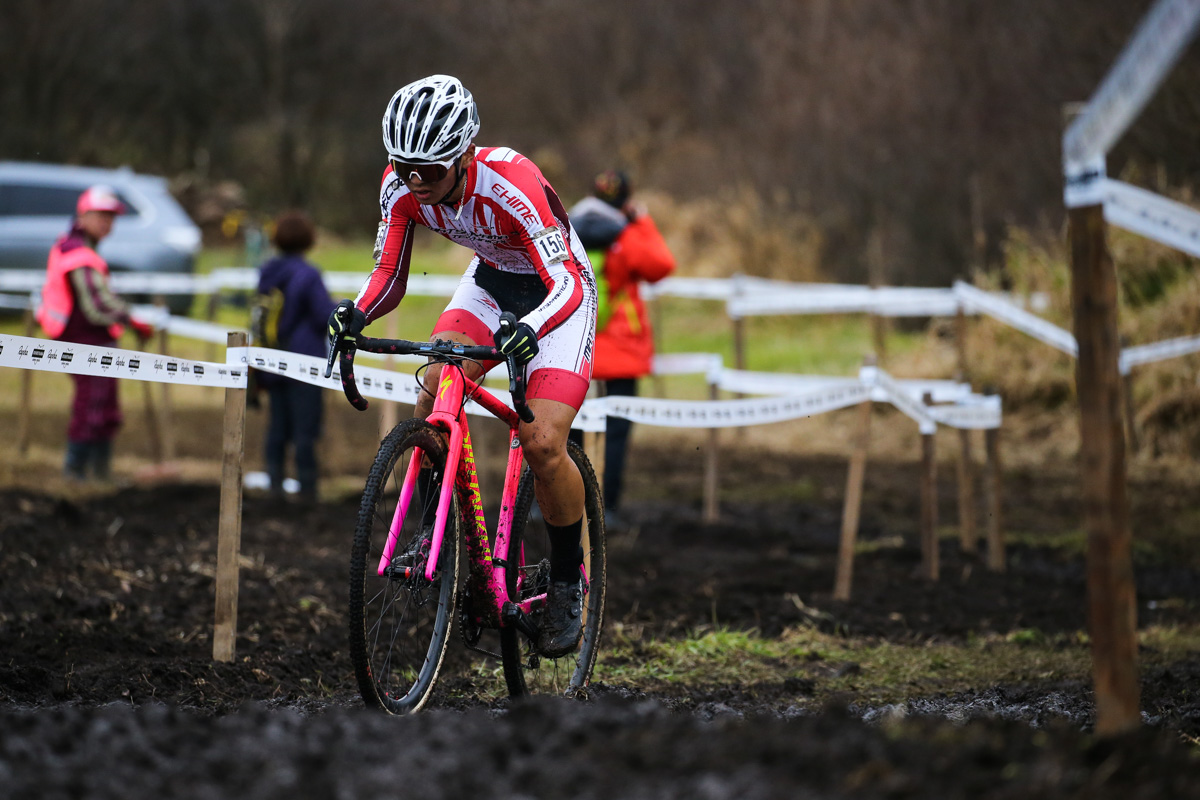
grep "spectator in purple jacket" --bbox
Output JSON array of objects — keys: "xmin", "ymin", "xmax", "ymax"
[{"xmin": 255, "ymin": 210, "xmax": 337, "ymax": 499}]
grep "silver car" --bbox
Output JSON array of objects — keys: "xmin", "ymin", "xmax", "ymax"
[{"xmin": 0, "ymin": 161, "xmax": 202, "ymax": 314}]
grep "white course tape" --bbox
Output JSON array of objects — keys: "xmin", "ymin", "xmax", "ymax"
[
  {"xmin": 716, "ymin": 369, "xmax": 861, "ymax": 397},
  {"xmin": 728, "ymin": 286, "xmax": 961, "ymax": 318},
  {"xmin": 1120, "ymin": 335, "xmax": 1200, "ymax": 374},
  {"xmin": 864, "ymin": 366, "xmax": 936, "ymax": 434},
  {"xmin": 927, "ymin": 395, "xmax": 1003, "ymax": 430},
  {"xmin": 1103, "ymin": 179, "xmax": 1200, "ymax": 259},
  {"xmin": 0, "ymin": 271, "xmax": 43, "ymax": 293},
  {"xmin": 1063, "ymin": 0, "xmax": 1200, "ymax": 169},
  {"xmin": 0, "ymin": 292, "xmax": 30, "ymax": 310},
  {"xmin": 593, "ymin": 382, "xmax": 871, "ymax": 430},
  {"xmin": 0, "ymin": 333, "xmax": 246, "ymax": 388},
  {"xmin": 651, "ymin": 352, "xmax": 724, "ymax": 383},
  {"xmin": 954, "ymin": 281, "xmax": 1078, "ymax": 357}
]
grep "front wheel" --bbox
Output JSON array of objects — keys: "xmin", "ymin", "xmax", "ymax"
[
  {"xmin": 501, "ymin": 439, "xmax": 606, "ymax": 697},
  {"xmin": 349, "ymin": 418, "xmax": 461, "ymax": 714}
]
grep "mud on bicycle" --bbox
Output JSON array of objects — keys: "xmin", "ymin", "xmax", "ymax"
[{"xmin": 326, "ymin": 311, "xmax": 606, "ymax": 714}]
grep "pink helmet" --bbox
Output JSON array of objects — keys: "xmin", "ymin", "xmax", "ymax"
[{"xmin": 76, "ymin": 185, "xmax": 126, "ymax": 216}]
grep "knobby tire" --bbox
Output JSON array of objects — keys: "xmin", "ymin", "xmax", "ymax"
[
  {"xmin": 500, "ymin": 439, "xmax": 606, "ymax": 698},
  {"xmin": 349, "ymin": 418, "xmax": 461, "ymax": 714}
]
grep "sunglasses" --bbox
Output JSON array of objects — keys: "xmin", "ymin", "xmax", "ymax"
[{"xmin": 391, "ymin": 157, "xmax": 455, "ymax": 184}]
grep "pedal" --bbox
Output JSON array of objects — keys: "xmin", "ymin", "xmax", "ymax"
[{"xmin": 501, "ymin": 601, "xmax": 540, "ymax": 641}]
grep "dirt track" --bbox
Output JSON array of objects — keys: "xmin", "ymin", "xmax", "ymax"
[{"xmin": 3, "ymin": 438, "xmax": 1200, "ymax": 797}]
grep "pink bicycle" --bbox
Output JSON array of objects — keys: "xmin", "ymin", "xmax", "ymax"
[{"xmin": 327, "ymin": 312, "xmax": 606, "ymax": 714}]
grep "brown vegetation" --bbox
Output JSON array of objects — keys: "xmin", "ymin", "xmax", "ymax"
[{"xmin": 3, "ymin": 0, "xmax": 1199, "ymax": 284}]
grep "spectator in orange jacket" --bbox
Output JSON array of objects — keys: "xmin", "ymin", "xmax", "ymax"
[
  {"xmin": 569, "ymin": 170, "xmax": 675, "ymax": 526},
  {"xmin": 37, "ymin": 185, "xmax": 154, "ymax": 480}
]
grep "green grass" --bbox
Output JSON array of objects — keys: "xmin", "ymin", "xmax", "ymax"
[
  {"xmin": 655, "ymin": 298, "xmax": 923, "ymax": 379},
  {"xmin": 595, "ymin": 621, "xmax": 1200, "ymax": 707}
]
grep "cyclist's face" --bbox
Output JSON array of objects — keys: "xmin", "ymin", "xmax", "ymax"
[{"xmin": 395, "ymin": 147, "xmax": 473, "ymax": 205}]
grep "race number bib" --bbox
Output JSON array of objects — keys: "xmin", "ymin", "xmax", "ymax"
[
  {"xmin": 372, "ymin": 221, "xmax": 387, "ymax": 264},
  {"xmin": 532, "ymin": 226, "xmax": 568, "ymax": 265}
]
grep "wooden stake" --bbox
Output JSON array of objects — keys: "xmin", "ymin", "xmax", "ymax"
[
  {"xmin": 955, "ymin": 307, "xmax": 970, "ymax": 381},
  {"xmin": 585, "ymin": 429, "xmax": 605, "ymax": 500},
  {"xmin": 919, "ymin": 392, "xmax": 938, "ymax": 581},
  {"xmin": 155, "ymin": 297, "xmax": 176, "ymax": 461},
  {"xmin": 214, "ymin": 332, "xmax": 248, "ymax": 662},
  {"xmin": 703, "ymin": 380, "xmax": 720, "ymax": 522},
  {"xmin": 651, "ymin": 295, "xmax": 666, "ymax": 399},
  {"xmin": 1069, "ymin": 200, "xmax": 1141, "ymax": 734},
  {"xmin": 834, "ymin": 356, "xmax": 874, "ymax": 601},
  {"xmin": 141, "ymin": 371, "xmax": 165, "ymax": 464},
  {"xmin": 956, "ymin": 427, "xmax": 978, "ymax": 555},
  {"xmin": 732, "ymin": 316, "xmax": 746, "ymax": 374},
  {"xmin": 984, "ymin": 426, "xmax": 1005, "ymax": 572},
  {"xmin": 16, "ymin": 307, "xmax": 35, "ymax": 456}
]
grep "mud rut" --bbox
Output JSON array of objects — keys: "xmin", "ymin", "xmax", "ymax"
[{"xmin": 3, "ymin": 440, "xmax": 1200, "ymax": 798}]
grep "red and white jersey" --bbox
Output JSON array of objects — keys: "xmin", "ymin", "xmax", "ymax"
[{"xmin": 354, "ymin": 146, "xmax": 595, "ymax": 338}]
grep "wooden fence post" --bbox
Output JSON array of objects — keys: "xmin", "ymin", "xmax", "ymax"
[
  {"xmin": 1069, "ymin": 199, "xmax": 1141, "ymax": 734},
  {"xmin": 954, "ymin": 306, "xmax": 977, "ymax": 555},
  {"xmin": 955, "ymin": 306, "xmax": 970, "ymax": 379},
  {"xmin": 957, "ymin": 426, "xmax": 978, "ymax": 555},
  {"xmin": 703, "ymin": 379, "xmax": 720, "ymax": 523},
  {"xmin": 16, "ymin": 307, "xmax": 36, "ymax": 456},
  {"xmin": 214, "ymin": 331, "xmax": 248, "ymax": 662},
  {"xmin": 834, "ymin": 355, "xmax": 875, "ymax": 601},
  {"xmin": 919, "ymin": 392, "xmax": 938, "ymax": 581},
  {"xmin": 984, "ymin": 425, "xmax": 1005, "ymax": 572},
  {"xmin": 732, "ymin": 315, "xmax": 746, "ymax": 374},
  {"xmin": 155, "ymin": 296, "xmax": 176, "ymax": 461}
]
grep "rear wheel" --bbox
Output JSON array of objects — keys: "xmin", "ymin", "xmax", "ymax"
[
  {"xmin": 501, "ymin": 439, "xmax": 606, "ymax": 697},
  {"xmin": 349, "ymin": 418, "xmax": 460, "ymax": 714}
]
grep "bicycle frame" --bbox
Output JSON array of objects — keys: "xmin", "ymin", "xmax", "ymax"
[{"xmin": 377, "ymin": 362, "xmax": 543, "ymax": 628}]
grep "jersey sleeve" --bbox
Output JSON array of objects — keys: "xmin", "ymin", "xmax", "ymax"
[{"xmin": 354, "ymin": 167, "xmax": 416, "ymax": 324}]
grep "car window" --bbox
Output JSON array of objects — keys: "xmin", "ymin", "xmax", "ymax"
[{"xmin": 0, "ymin": 183, "xmax": 140, "ymax": 218}]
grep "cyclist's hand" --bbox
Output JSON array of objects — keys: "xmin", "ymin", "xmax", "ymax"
[
  {"xmin": 328, "ymin": 299, "xmax": 366, "ymax": 346},
  {"xmin": 494, "ymin": 319, "xmax": 540, "ymax": 365}
]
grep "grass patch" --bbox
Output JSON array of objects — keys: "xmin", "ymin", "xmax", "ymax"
[
  {"xmin": 595, "ymin": 621, "xmax": 1200, "ymax": 707},
  {"xmin": 1007, "ymin": 528, "xmax": 1162, "ymax": 564}
]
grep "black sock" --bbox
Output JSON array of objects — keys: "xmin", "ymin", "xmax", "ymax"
[{"xmin": 546, "ymin": 516, "xmax": 584, "ymax": 583}]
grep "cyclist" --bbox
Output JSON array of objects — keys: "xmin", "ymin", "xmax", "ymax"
[{"xmin": 329, "ymin": 74, "xmax": 598, "ymax": 658}]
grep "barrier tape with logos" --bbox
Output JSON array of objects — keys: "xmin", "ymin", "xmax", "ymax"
[{"xmin": 0, "ymin": 329, "xmax": 1000, "ymax": 433}]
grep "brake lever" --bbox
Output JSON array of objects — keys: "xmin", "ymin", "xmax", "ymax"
[
  {"xmin": 324, "ymin": 337, "xmax": 340, "ymax": 379},
  {"xmin": 498, "ymin": 312, "xmax": 535, "ymax": 423},
  {"xmin": 325, "ymin": 305, "xmax": 352, "ymax": 379}
]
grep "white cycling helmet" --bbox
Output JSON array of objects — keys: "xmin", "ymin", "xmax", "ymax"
[{"xmin": 382, "ymin": 74, "xmax": 480, "ymax": 164}]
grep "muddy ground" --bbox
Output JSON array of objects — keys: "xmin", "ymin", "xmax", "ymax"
[{"xmin": 3, "ymin": 410, "xmax": 1200, "ymax": 797}]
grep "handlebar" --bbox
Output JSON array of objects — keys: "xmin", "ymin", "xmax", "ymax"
[{"xmin": 325, "ymin": 309, "xmax": 535, "ymax": 423}]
